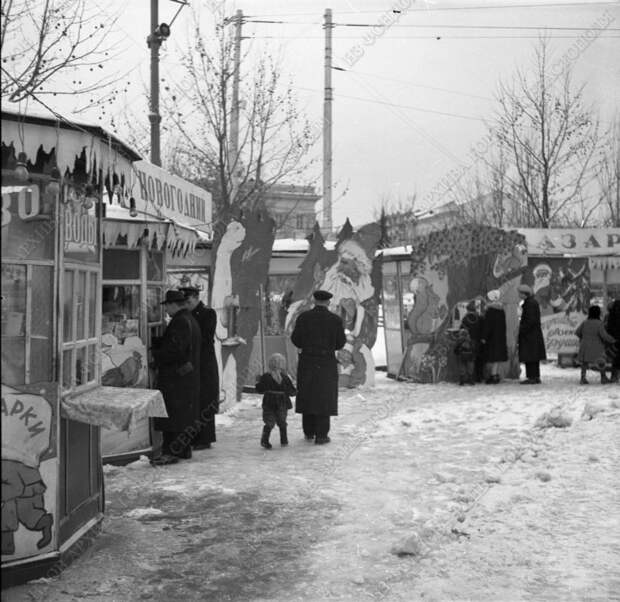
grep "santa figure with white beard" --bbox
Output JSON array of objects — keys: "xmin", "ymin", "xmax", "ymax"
[{"xmin": 322, "ymin": 238, "xmax": 377, "ymax": 388}]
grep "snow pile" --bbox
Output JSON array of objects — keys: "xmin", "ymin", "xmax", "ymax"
[
  {"xmin": 125, "ymin": 507, "xmax": 164, "ymax": 519},
  {"xmin": 581, "ymin": 402, "xmax": 607, "ymax": 421},
  {"xmin": 534, "ymin": 406, "xmax": 572, "ymax": 429}
]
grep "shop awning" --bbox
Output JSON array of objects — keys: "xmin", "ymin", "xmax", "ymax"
[
  {"xmin": 589, "ymin": 256, "xmax": 620, "ymax": 270},
  {"xmin": 61, "ymin": 386, "xmax": 167, "ymax": 433},
  {"xmin": 103, "ymin": 205, "xmax": 210, "ymax": 255}
]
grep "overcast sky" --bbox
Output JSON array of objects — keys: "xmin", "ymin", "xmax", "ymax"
[{"xmin": 21, "ymin": 0, "xmax": 620, "ymax": 229}]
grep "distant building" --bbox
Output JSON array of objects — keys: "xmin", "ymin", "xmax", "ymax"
[{"xmin": 264, "ymin": 183, "xmax": 321, "ymax": 239}]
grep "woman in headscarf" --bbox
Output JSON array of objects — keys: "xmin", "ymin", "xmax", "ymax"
[{"xmin": 481, "ymin": 289, "xmax": 508, "ymax": 384}]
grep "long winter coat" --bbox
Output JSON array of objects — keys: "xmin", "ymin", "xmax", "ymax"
[
  {"xmin": 518, "ymin": 295, "xmax": 547, "ymax": 363},
  {"xmin": 190, "ymin": 301, "xmax": 219, "ymax": 444},
  {"xmin": 605, "ymin": 300, "xmax": 620, "ymax": 368},
  {"xmin": 482, "ymin": 304, "xmax": 508, "ymax": 362},
  {"xmin": 575, "ymin": 318, "xmax": 615, "ymax": 365},
  {"xmin": 291, "ymin": 305, "xmax": 346, "ymax": 416},
  {"xmin": 152, "ymin": 308, "xmax": 201, "ymax": 432}
]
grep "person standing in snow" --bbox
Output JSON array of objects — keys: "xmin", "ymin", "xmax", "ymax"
[
  {"xmin": 256, "ymin": 353, "xmax": 296, "ymax": 449},
  {"xmin": 576, "ymin": 305, "xmax": 616, "ymax": 385},
  {"xmin": 179, "ymin": 286, "xmax": 220, "ymax": 451},
  {"xmin": 481, "ymin": 289, "xmax": 508, "ymax": 384},
  {"xmin": 517, "ymin": 284, "xmax": 546, "ymax": 384},
  {"xmin": 459, "ymin": 300, "xmax": 484, "ymax": 383},
  {"xmin": 604, "ymin": 299, "xmax": 620, "ymax": 383},
  {"xmin": 151, "ymin": 290, "xmax": 202, "ymax": 465},
  {"xmin": 291, "ymin": 290, "xmax": 346, "ymax": 444}
]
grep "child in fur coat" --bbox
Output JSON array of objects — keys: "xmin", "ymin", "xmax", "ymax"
[{"xmin": 255, "ymin": 353, "xmax": 297, "ymax": 448}]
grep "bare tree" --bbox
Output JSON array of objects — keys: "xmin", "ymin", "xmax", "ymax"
[
  {"xmin": 159, "ymin": 10, "xmax": 316, "ymax": 238},
  {"xmin": 596, "ymin": 115, "xmax": 620, "ymax": 227},
  {"xmin": 1, "ymin": 0, "xmax": 121, "ymax": 106},
  {"xmin": 488, "ymin": 37, "xmax": 602, "ymax": 228}
]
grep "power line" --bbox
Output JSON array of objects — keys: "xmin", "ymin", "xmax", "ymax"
[
  {"xmin": 246, "ymin": 3, "xmax": 619, "ymax": 17},
  {"xmin": 247, "ymin": 34, "xmax": 620, "ymax": 39},
  {"xmin": 295, "ymin": 86, "xmax": 486, "ymax": 122},
  {"xmin": 342, "ymin": 70, "xmax": 493, "ymax": 101},
  {"xmin": 332, "ymin": 23, "xmax": 620, "ymax": 31}
]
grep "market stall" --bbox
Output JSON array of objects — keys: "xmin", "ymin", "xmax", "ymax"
[
  {"xmin": 381, "ymin": 225, "xmax": 527, "ymax": 383},
  {"xmin": 1, "ymin": 110, "xmax": 169, "ymax": 585},
  {"xmin": 518, "ymin": 228, "xmax": 620, "ymax": 363},
  {"xmin": 99, "ymin": 161, "xmax": 212, "ymax": 462}
]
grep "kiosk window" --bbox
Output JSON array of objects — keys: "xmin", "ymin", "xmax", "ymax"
[
  {"xmin": 2, "ymin": 263, "xmax": 53, "ymax": 385},
  {"xmin": 62, "ymin": 266, "xmax": 99, "ymax": 393}
]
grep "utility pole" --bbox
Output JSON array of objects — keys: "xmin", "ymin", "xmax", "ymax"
[
  {"xmin": 229, "ymin": 9, "xmax": 243, "ymax": 204},
  {"xmin": 323, "ymin": 8, "xmax": 333, "ymax": 233},
  {"xmin": 148, "ymin": 0, "xmax": 162, "ymax": 166}
]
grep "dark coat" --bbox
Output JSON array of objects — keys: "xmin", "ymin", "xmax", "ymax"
[
  {"xmin": 255, "ymin": 372, "xmax": 296, "ymax": 412},
  {"xmin": 152, "ymin": 308, "xmax": 201, "ymax": 432},
  {"xmin": 575, "ymin": 318, "xmax": 615, "ymax": 365},
  {"xmin": 482, "ymin": 304, "xmax": 508, "ymax": 362},
  {"xmin": 460, "ymin": 312, "xmax": 482, "ymax": 345},
  {"xmin": 291, "ymin": 305, "xmax": 346, "ymax": 416},
  {"xmin": 605, "ymin": 300, "xmax": 620, "ymax": 368},
  {"xmin": 191, "ymin": 302, "xmax": 219, "ymax": 413},
  {"xmin": 191, "ymin": 301, "xmax": 219, "ymax": 444},
  {"xmin": 518, "ymin": 296, "xmax": 546, "ymax": 363}
]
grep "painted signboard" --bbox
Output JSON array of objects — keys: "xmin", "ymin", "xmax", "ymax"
[
  {"xmin": 519, "ymin": 228, "xmax": 620, "ymax": 256},
  {"xmin": 1, "ymin": 383, "xmax": 57, "ymax": 561},
  {"xmin": 105, "ymin": 160, "xmax": 212, "ymax": 236}
]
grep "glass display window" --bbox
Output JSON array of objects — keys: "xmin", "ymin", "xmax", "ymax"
[
  {"xmin": 103, "ymin": 249, "xmax": 140, "ymax": 279},
  {"xmin": 61, "ymin": 266, "xmax": 100, "ymax": 394},
  {"xmin": 2, "ymin": 262, "xmax": 54, "ymax": 386}
]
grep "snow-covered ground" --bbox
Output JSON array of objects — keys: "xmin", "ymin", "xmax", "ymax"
[{"xmin": 3, "ymin": 365, "xmax": 619, "ymax": 602}]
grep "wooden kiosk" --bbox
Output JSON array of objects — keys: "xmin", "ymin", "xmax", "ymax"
[{"xmin": 1, "ymin": 110, "xmax": 168, "ymax": 586}]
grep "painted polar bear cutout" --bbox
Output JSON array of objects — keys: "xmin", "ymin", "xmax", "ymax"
[{"xmin": 212, "ymin": 221, "xmax": 246, "ymax": 410}]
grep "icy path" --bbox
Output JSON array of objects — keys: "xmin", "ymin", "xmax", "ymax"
[{"xmin": 3, "ymin": 365, "xmax": 619, "ymax": 601}]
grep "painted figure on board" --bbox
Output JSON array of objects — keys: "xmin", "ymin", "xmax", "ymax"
[{"xmin": 1, "ymin": 385, "xmax": 54, "ymax": 556}]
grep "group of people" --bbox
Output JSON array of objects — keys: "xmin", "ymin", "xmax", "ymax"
[
  {"xmin": 453, "ymin": 288, "xmax": 515, "ymax": 386},
  {"xmin": 150, "ymin": 282, "xmax": 618, "ymax": 465},
  {"xmin": 454, "ymin": 284, "xmax": 620, "ymax": 386},
  {"xmin": 256, "ymin": 289, "xmax": 347, "ymax": 449},
  {"xmin": 150, "ymin": 287, "xmax": 219, "ymax": 466},
  {"xmin": 150, "ymin": 287, "xmax": 347, "ymax": 462}
]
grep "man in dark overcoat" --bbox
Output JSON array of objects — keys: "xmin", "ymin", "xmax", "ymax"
[
  {"xmin": 517, "ymin": 284, "xmax": 546, "ymax": 384},
  {"xmin": 291, "ymin": 290, "xmax": 346, "ymax": 444},
  {"xmin": 179, "ymin": 286, "xmax": 220, "ymax": 450},
  {"xmin": 151, "ymin": 290, "xmax": 202, "ymax": 465}
]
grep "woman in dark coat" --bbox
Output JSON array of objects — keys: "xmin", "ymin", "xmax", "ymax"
[
  {"xmin": 460, "ymin": 300, "xmax": 484, "ymax": 383},
  {"xmin": 291, "ymin": 290, "xmax": 346, "ymax": 444},
  {"xmin": 151, "ymin": 290, "xmax": 202, "ymax": 464},
  {"xmin": 517, "ymin": 284, "xmax": 546, "ymax": 384},
  {"xmin": 576, "ymin": 304, "xmax": 616, "ymax": 384},
  {"xmin": 481, "ymin": 289, "xmax": 507, "ymax": 384},
  {"xmin": 180, "ymin": 287, "xmax": 220, "ymax": 450},
  {"xmin": 605, "ymin": 299, "xmax": 620, "ymax": 382}
]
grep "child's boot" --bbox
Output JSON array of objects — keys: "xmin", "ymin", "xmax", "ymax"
[
  {"xmin": 261, "ymin": 426, "xmax": 272, "ymax": 449},
  {"xmin": 280, "ymin": 426, "xmax": 288, "ymax": 446},
  {"xmin": 580, "ymin": 367, "xmax": 588, "ymax": 385},
  {"xmin": 611, "ymin": 368, "xmax": 619, "ymax": 383},
  {"xmin": 600, "ymin": 370, "xmax": 611, "ymax": 384}
]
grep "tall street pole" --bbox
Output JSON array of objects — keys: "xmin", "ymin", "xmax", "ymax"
[
  {"xmin": 323, "ymin": 8, "xmax": 333, "ymax": 234},
  {"xmin": 229, "ymin": 9, "xmax": 243, "ymax": 204},
  {"xmin": 149, "ymin": 0, "xmax": 162, "ymax": 166}
]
